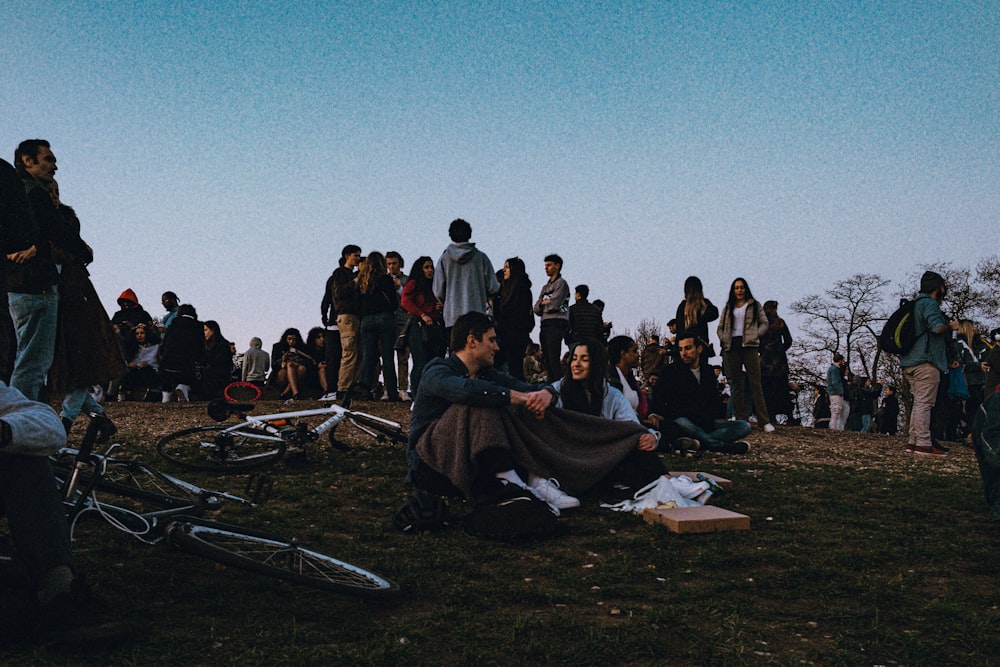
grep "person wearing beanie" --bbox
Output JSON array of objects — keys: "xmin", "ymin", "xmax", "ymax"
[{"xmin": 900, "ymin": 270, "xmax": 959, "ymax": 455}]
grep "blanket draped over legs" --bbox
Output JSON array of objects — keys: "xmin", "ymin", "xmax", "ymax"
[{"xmin": 416, "ymin": 404, "xmax": 650, "ymax": 500}]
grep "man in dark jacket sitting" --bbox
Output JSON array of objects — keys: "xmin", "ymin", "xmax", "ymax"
[{"xmin": 650, "ymin": 331, "xmax": 751, "ymax": 454}]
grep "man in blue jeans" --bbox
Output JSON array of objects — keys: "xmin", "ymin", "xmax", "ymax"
[
  {"xmin": 9, "ymin": 140, "xmax": 91, "ymax": 401},
  {"xmin": 650, "ymin": 330, "xmax": 751, "ymax": 455}
]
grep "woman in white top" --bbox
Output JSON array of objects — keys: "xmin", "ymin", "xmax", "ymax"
[{"xmin": 717, "ymin": 277, "xmax": 774, "ymax": 432}]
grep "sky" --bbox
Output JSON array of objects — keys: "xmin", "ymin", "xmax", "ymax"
[{"xmin": 2, "ymin": 1, "xmax": 998, "ymax": 358}]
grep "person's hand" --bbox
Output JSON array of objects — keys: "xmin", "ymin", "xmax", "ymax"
[
  {"xmin": 645, "ymin": 414, "xmax": 661, "ymax": 429},
  {"xmin": 522, "ymin": 389, "xmax": 554, "ymax": 418},
  {"xmin": 6, "ymin": 245, "xmax": 37, "ymax": 264},
  {"xmin": 638, "ymin": 433, "xmax": 658, "ymax": 451}
]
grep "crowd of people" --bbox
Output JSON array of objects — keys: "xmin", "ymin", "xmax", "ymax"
[{"xmin": 2, "ymin": 139, "xmax": 999, "ymax": 645}]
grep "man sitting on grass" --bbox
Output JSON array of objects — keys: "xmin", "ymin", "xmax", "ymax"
[
  {"xmin": 650, "ymin": 331, "xmax": 751, "ymax": 455},
  {"xmin": 406, "ymin": 312, "xmax": 672, "ymax": 514}
]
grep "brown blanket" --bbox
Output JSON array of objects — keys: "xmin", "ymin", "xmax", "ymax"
[{"xmin": 416, "ymin": 404, "xmax": 647, "ymax": 499}]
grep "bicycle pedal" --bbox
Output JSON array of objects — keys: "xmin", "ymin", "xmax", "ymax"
[{"xmin": 246, "ymin": 473, "xmax": 274, "ymax": 505}]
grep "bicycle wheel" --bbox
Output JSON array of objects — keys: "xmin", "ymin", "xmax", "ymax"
[
  {"xmin": 167, "ymin": 517, "xmax": 398, "ymax": 597},
  {"xmin": 157, "ymin": 425, "xmax": 286, "ymax": 472}
]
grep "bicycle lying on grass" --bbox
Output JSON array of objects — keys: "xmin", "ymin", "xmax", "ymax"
[
  {"xmin": 156, "ymin": 397, "xmax": 406, "ymax": 473},
  {"xmin": 49, "ymin": 418, "xmax": 398, "ymax": 597}
]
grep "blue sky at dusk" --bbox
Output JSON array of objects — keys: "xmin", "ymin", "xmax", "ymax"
[{"xmin": 3, "ymin": 1, "xmax": 997, "ymax": 353}]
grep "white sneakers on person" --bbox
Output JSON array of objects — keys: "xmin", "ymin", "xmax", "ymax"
[
  {"xmin": 319, "ymin": 392, "xmax": 338, "ymax": 402},
  {"xmin": 528, "ymin": 477, "xmax": 581, "ymax": 510},
  {"xmin": 763, "ymin": 423, "xmax": 776, "ymax": 433}
]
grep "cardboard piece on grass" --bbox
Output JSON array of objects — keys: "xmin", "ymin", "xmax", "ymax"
[
  {"xmin": 668, "ymin": 471, "xmax": 733, "ymax": 490},
  {"xmin": 643, "ymin": 505, "xmax": 750, "ymax": 534}
]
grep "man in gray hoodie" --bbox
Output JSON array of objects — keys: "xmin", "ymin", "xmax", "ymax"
[{"xmin": 432, "ymin": 219, "xmax": 500, "ymax": 338}]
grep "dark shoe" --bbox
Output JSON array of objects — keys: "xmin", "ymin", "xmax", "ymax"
[
  {"xmin": 89, "ymin": 413, "xmax": 117, "ymax": 445},
  {"xmin": 914, "ymin": 445, "xmax": 946, "ymax": 456},
  {"xmin": 34, "ymin": 578, "xmax": 128, "ymax": 646},
  {"xmin": 718, "ymin": 440, "xmax": 751, "ymax": 455},
  {"xmin": 931, "ymin": 439, "xmax": 951, "ymax": 452},
  {"xmin": 674, "ymin": 437, "xmax": 702, "ymax": 455}
]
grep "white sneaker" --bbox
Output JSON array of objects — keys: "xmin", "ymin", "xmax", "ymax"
[
  {"xmin": 529, "ymin": 477, "xmax": 580, "ymax": 510},
  {"xmin": 174, "ymin": 384, "xmax": 190, "ymax": 402},
  {"xmin": 319, "ymin": 392, "xmax": 338, "ymax": 402},
  {"xmin": 763, "ymin": 423, "xmax": 776, "ymax": 433}
]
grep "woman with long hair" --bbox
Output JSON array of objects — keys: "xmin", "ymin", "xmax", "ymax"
[
  {"xmin": 358, "ymin": 252, "xmax": 400, "ymax": 401},
  {"xmin": 717, "ymin": 277, "xmax": 774, "ymax": 432},
  {"xmin": 675, "ymin": 276, "xmax": 719, "ymax": 362},
  {"xmin": 199, "ymin": 320, "xmax": 233, "ymax": 400},
  {"xmin": 607, "ymin": 335, "xmax": 648, "ymax": 421},
  {"xmin": 401, "ymin": 255, "xmax": 445, "ymax": 395},
  {"xmin": 538, "ymin": 338, "xmax": 666, "ymax": 508},
  {"xmin": 270, "ymin": 327, "xmax": 313, "ymax": 401},
  {"xmin": 493, "ymin": 257, "xmax": 535, "ymax": 380},
  {"xmin": 305, "ymin": 326, "xmax": 331, "ymax": 397},
  {"xmin": 759, "ymin": 300, "xmax": 794, "ymax": 421},
  {"xmin": 957, "ymin": 320, "xmax": 986, "ymax": 436},
  {"xmin": 46, "ymin": 179, "xmax": 125, "ymax": 439}
]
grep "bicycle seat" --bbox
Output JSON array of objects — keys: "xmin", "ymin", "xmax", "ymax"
[{"xmin": 207, "ymin": 399, "xmax": 255, "ymax": 422}]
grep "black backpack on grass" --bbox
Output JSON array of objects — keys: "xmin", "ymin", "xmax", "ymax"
[
  {"xmin": 462, "ymin": 481, "xmax": 558, "ymax": 542},
  {"xmin": 879, "ymin": 297, "xmax": 930, "ymax": 355}
]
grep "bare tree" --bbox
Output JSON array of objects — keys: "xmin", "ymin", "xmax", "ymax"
[
  {"xmin": 902, "ymin": 261, "xmax": 994, "ymax": 326},
  {"xmin": 790, "ymin": 273, "xmax": 891, "ymax": 383},
  {"xmin": 976, "ymin": 255, "xmax": 1000, "ymax": 327}
]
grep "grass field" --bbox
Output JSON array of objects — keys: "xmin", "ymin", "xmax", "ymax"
[{"xmin": 4, "ymin": 399, "xmax": 999, "ymax": 666}]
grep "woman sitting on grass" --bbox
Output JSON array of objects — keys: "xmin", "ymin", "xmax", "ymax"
[
  {"xmin": 531, "ymin": 338, "xmax": 668, "ymax": 509},
  {"xmin": 270, "ymin": 328, "xmax": 314, "ymax": 402}
]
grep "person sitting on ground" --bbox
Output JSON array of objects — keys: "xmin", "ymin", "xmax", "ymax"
[
  {"xmin": 650, "ymin": 330, "xmax": 752, "ymax": 455},
  {"xmin": 158, "ymin": 303, "xmax": 202, "ymax": 402},
  {"xmin": 0, "ymin": 381, "xmax": 124, "ymax": 644},
  {"xmin": 198, "ymin": 320, "xmax": 233, "ymax": 400},
  {"xmin": 547, "ymin": 339, "xmax": 675, "ymax": 499},
  {"xmin": 304, "ymin": 327, "xmax": 331, "ymax": 397},
  {"xmin": 270, "ymin": 328, "xmax": 314, "ymax": 402},
  {"xmin": 110, "ymin": 288, "xmax": 153, "ymax": 340},
  {"xmin": 240, "ymin": 337, "xmax": 270, "ymax": 388},
  {"xmin": 120, "ymin": 323, "xmax": 160, "ymax": 399},
  {"xmin": 607, "ymin": 335, "xmax": 648, "ymax": 421},
  {"xmin": 522, "ymin": 342, "xmax": 547, "ymax": 383},
  {"xmin": 408, "ymin": 313, "xmax": 671, "ymax": 516}
]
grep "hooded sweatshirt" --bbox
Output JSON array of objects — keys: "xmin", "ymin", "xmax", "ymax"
[{"xmin": 432, "ymin": 242, "xmax": 500, "ymax": 328}]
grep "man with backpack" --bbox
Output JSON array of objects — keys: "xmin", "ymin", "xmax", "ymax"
[{"xmin": 901, "ymin": 271, "xmax": 958, "ymax": 455}]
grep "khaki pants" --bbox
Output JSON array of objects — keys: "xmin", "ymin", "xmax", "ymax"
[
  {"xmin": 336, "ymin": 314, "xmax": 361, "ymax": 392},
  {"xmin": 903, "ymin": 362, "xmax": 940, "ymax": 448}
]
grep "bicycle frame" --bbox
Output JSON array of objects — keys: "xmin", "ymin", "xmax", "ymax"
[{"xmin": 224, "ymin": 402, "xmax": 404, "ymax": 444}]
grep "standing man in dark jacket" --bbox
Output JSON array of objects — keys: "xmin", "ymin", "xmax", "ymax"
[
  {"xmin": 9, "ymin": 140, "xmax": 90, "ymax": 400},
  {"xmin": 0, "ymin": 157, "xmax": 37, "ymax": 383},
  {"xmin": 567, "ymin": 284, "xmax": 605, "ymax": 347},
  {"xmin": 533, "ymin": 254, "xmax": 569, "ymax": 381},
  {"xmin": 321, "ymin": 245, "xmax": 362, "ymax": 397}
]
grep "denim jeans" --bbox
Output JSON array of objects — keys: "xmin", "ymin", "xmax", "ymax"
[
  {"xmin": 674, "ymin": 417, "xmax": 752, "ymax": 452},
  {"xmin": 8, "ymin": 290, "xmax": 59, "ymax": 401},
  {"xmin": 61, "ymin": 387, "xmax": 105, "ymax": 422},
  {"xmin": 360, "ymin": 311, "xmax": 397, "ymax": 395}
]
